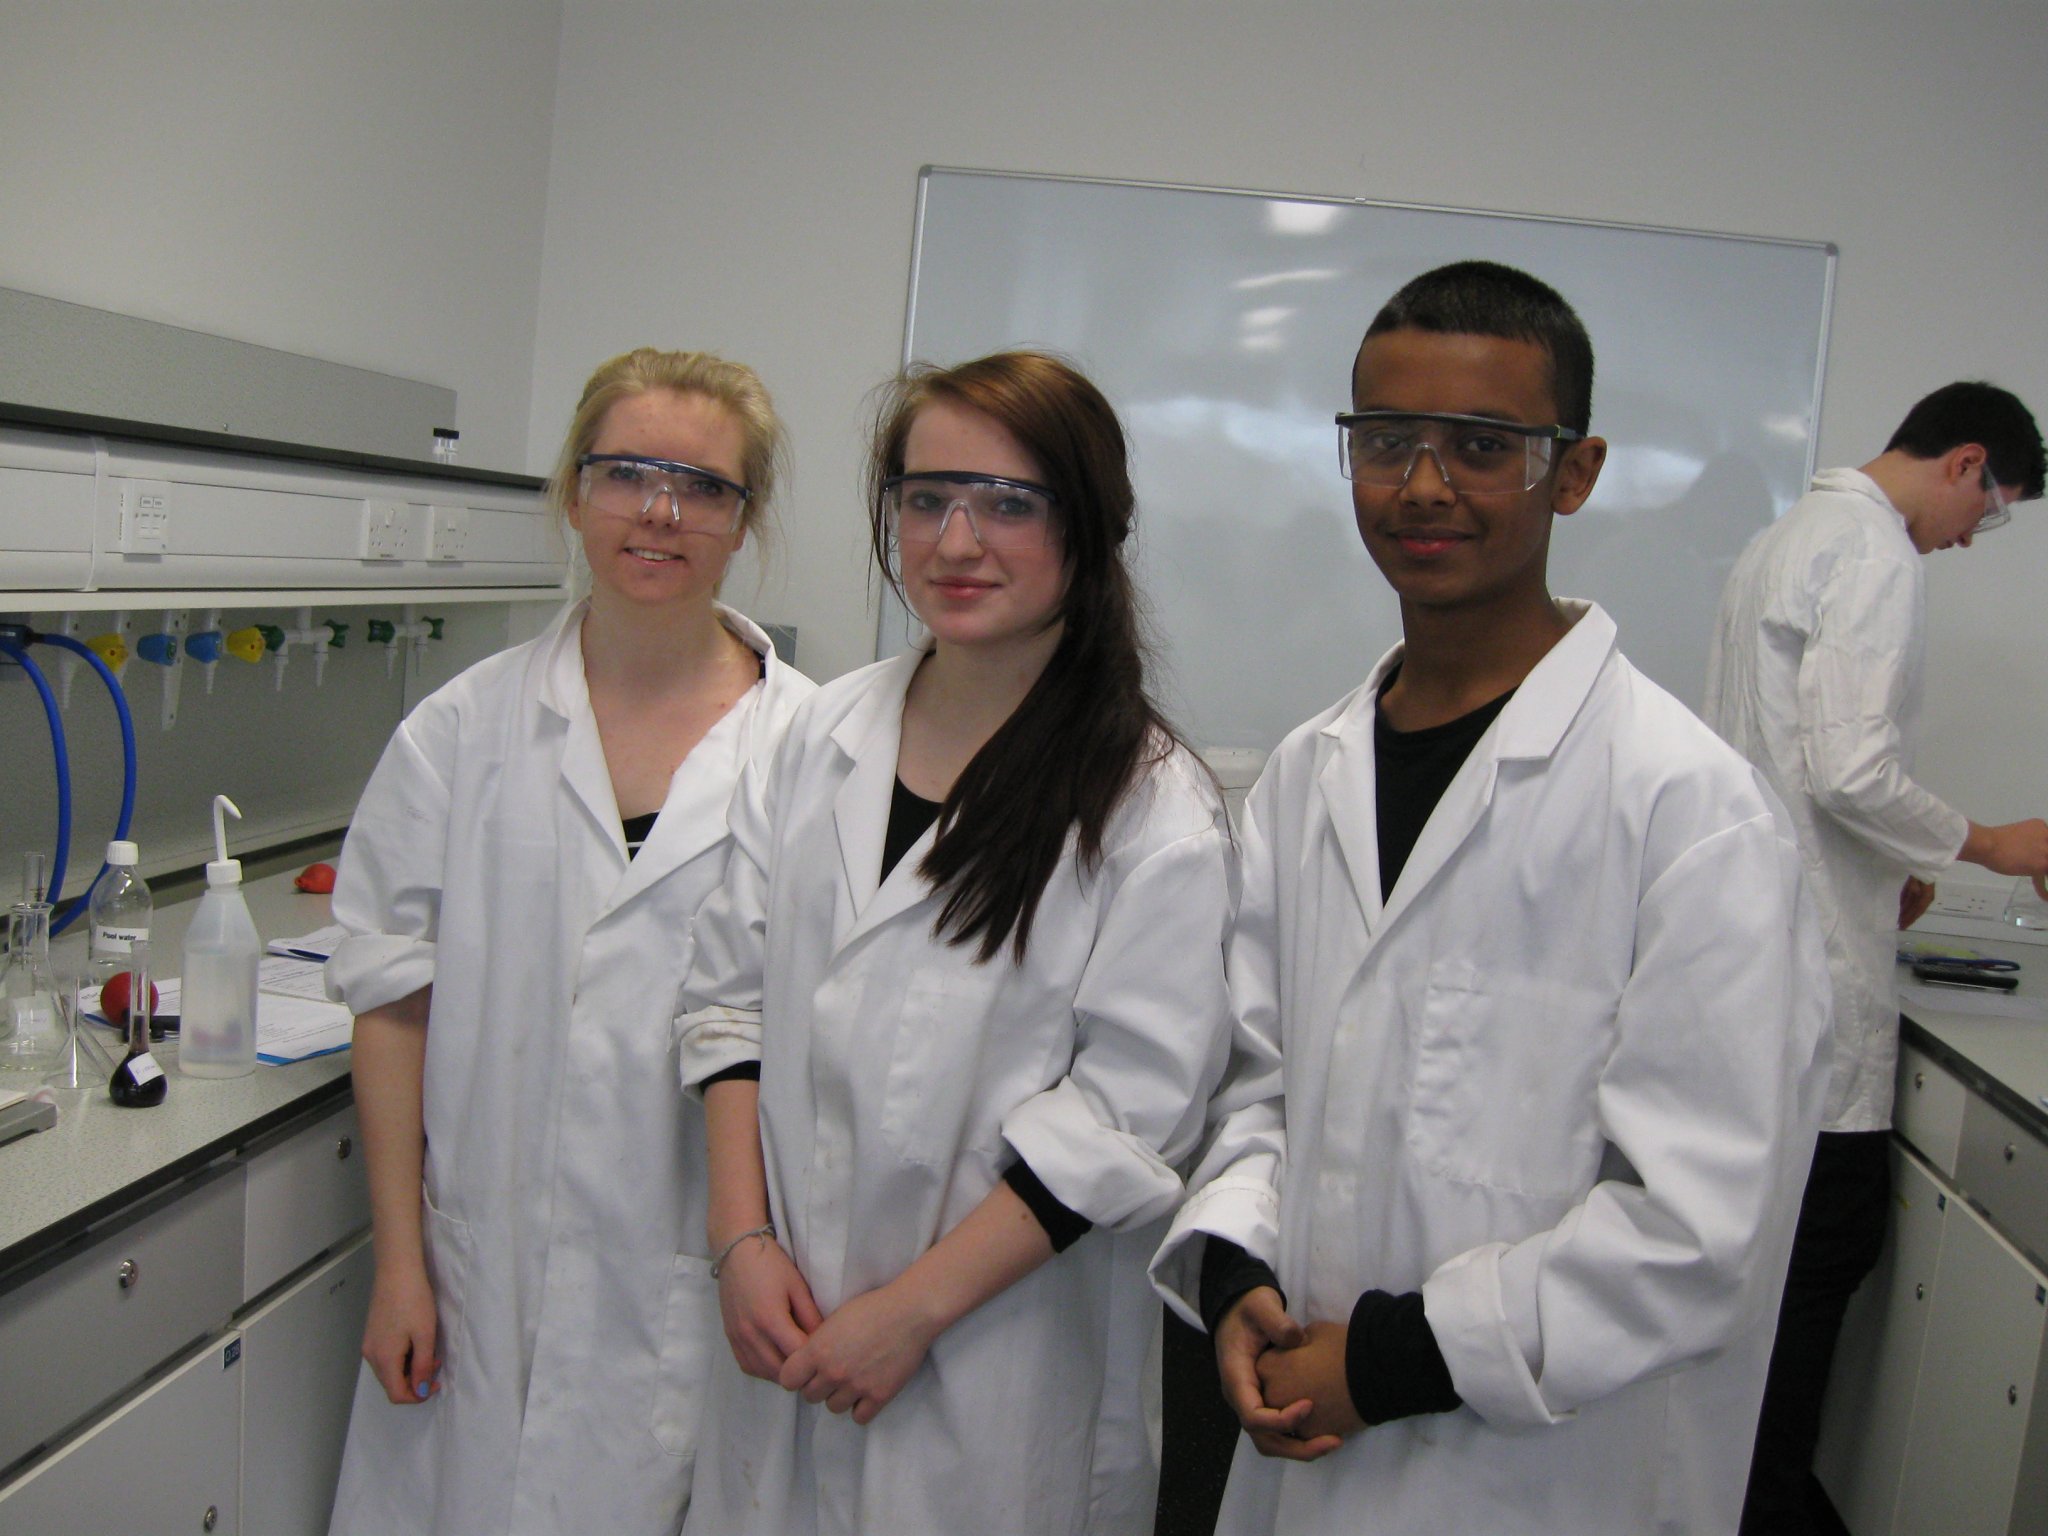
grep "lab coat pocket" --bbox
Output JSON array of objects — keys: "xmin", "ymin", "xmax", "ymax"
[
  {"xmin": 421, "ymin": 1188, "xmax": 473, "ymax": 1385},
  {"xmin": 652, "ymin": 1253, "xmax": 716, "ymax": 1459},
  {"xmin": 881, "ymin": 973, "xmax": 996, "ymax": 1168},
  {"xmin": 1407, "ymin": 962, "xmax": 1611, "ymax": 1200}
]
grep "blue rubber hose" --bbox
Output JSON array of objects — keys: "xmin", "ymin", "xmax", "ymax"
[
  {"xmin": 35, "ymin": 632, "xmax": 138, "ymax": 935},
  {"xmin": 0, "ymin": 637, "xmax": 72, "ymax": 912}
]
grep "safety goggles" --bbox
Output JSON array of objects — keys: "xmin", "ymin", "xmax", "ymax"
[
  {"xmin": 1975, "ymin": 466, "xmax": 2013, "ymax": 536},
  {"xmin": 1336, "ymin": 411, "xmax": 1585, "ymax": 496},
  {"xmin": 880, "ymin": 473, "xmax": 1058, "ymax": 550},
  {"xmin": 577, "ymin": 454, "xmax": 749, "ymax": 535}
]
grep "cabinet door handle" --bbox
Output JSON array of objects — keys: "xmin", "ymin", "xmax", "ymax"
[
  {"xmin": 116, "ymin": 1258, "xmax": 140, "ymax": 1290},
  {"xmin": 2007, "ymin": 1143, "xmax": 2019, "ymax": 1164},
  {"xmin": 203, "ymin": 1506, "xmax": 218, "ymax": 1532},
  {"xmin": 1914, "ymin": 1071, "xmax": 1925, "ymax": 1090},
  {"xmin": 2011, "ymin": 1386, "xmax": 2021, "ymax": 1407},
  {"xmin": 1914, "ymin": 1283, "xmax": 1926, "ymax": 1301},
  {"xmin": 336, "ymin": 1134, "xmax": 353, "ymax": 1161}
]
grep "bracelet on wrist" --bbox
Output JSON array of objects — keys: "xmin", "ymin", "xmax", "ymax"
[{"xmin": 710, "ymin": 1222, "xmax": 777, "ymax": 1278}]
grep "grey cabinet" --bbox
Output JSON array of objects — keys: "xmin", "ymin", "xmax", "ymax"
[
  {"xmin": 240, "ymin": 1235, "xmax": 373, "ymax": 1535},
  {"xmin": 0, "ymin": 1097, "xmax": 367, "ymax": 1529},
  {"xmin": 1816, "ymin": 1143, "xmax": 1947, "ymax": 1534},
  {"xmin": 0, "ymin": 1168, "xmax": 244, "ymax": 1472},
  {"xmin": 1817, "ymin": 1049, "xmax": 2048, "ymax": 1535},
  {"xmin": 0, "ymin": 1332, "xmax": 244, "ymax": 1536}
]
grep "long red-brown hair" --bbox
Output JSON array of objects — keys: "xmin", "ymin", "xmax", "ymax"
[{"xmin": 866, "ymin": 351, "xmax": 1182, "ymax": 962}]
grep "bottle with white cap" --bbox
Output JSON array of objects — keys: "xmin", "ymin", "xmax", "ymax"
[
  {"xmin": 179, "ymin": 795, "xmax": 260, "ymax": 1077},
  {"xmin": 88, "ymin": 840, "xmax": 153, "ymax": 989}
]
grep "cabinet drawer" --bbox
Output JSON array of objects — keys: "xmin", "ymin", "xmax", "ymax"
[
  {"xmin": 0, "ymin": 1330, "xmax": 242, "ymax": 1535},
  {"xmin": 1896, "ymin": 1043, "xmax": 1967, "ymax": 1175},
  {"xmin": 0, "ymin": 1168, "xmax": 244, "ymax": 1473},
  {"xmin": 241, "ymin": 1234, "xmax": 372, "ymax": 1535},
  {"xmin": 243, "ymin": 1102, "xmax": 369, "ymax": 1300},
  {"xmin": 1957, "ymin": 1097, "xmax": 2048, "ymax": 1266}
]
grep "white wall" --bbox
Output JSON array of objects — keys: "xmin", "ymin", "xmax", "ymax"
[
  {"xmin": 3, "ymin": 3, "xmax": 2042, "ymax": 826},
  {"xmin": 529, "ymin": 0, "xmax": 2048, "ymax": 824},
  {"xmin": 0, "ymin": 0, "xmax": 563, "ymax": 472}
]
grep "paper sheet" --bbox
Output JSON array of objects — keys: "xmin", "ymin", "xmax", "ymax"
[
  {"xmin": 267, "ymin": 924, "xmax": 347, "ymax": 961},
  {"xmin": 254, "ymin": 992, "xmax": 354, "ymax": 1063},
  {"xmin": 257, "ymin": 955, "xmax": 335, "ymax": 1002}
]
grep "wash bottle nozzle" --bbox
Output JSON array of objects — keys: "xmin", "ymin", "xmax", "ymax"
[{"xmin": 207, "ymin": 795, "xmax": 245, "ymax": 888}]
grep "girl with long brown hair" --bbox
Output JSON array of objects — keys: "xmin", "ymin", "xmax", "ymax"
[{"xmin": 677, "ymin": 351, "xmax": 1235, "ymax": 1534}]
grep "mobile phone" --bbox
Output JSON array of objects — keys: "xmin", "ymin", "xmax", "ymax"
[{"xmin": 1910, "ymin": 960, "xmax": 2019, "ymax": 992}]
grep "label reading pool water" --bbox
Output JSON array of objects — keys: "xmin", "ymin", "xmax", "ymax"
[{"xmin": 92, "ymin": 924, "xmax": 149, "ymax": 955}]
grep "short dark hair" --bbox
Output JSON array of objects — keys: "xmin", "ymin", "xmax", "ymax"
[
  {"xmin": 1360, "ymin": 260, "xmax": 1596, "ymax": 434},
  {"xmin": 1884, "ymin": 381, "xmax": 2045, "ymax": 501}
]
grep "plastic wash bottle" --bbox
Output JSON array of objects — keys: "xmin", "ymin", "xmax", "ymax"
[{"xmin": 180, "ymin": 794, "xmax": 260, "ymax": 1077}]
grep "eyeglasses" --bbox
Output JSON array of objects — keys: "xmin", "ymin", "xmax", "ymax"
[
  {"xmin": 1336, "ymin": 411, "xmax": 1585, "ymax": 496},
  {"xmin": 576, "ymin": 454, "xmax": 749, "ymax": 534},
  {"xmin": 880, "ymin": 473, "xmax": 1058, "ymax": 550},
  {"xmin": 1975, "ymin": 466, "xmax": 2013, "ymax": 536}
]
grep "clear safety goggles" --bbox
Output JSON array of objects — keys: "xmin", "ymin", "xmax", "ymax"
[
  {"xmin": 577, "ymin": 454, "xmax": 749, "ymax": 535},
  {"xmin": 1975, "ymin": 466, "xmax": 2013, "ymax": 536},
  {"xmin": 880, "ymin": 473, "xmax": 1058, "ymax": 550},
  {"xmin": 1336, "ymin": 411, "xmax": 1585, "ymax": 496}
]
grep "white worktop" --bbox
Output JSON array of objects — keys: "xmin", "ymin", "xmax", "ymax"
[
  {"xmin": 1898, "ymin": 931, "xmax": 2048, "ymax": 1138},
  {"xmin": 0, "ymin": 867, "xmax": 353, "ymax": 1278}
]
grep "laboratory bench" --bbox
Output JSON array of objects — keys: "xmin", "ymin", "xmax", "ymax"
[
  {"xmin": 0, "ymin": 868, "xmax": 368, "ymax": 1535},
  {"xmin": 1818, "ymin": 931, "xmax": 2048, "ymax": 1536}
]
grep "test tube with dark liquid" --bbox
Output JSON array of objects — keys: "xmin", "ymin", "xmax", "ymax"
[{"xmin": 109, "ymin": 941, "xmax": 167, "ymax": 1107}]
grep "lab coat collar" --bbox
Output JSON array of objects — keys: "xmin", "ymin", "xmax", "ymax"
[
  {"xmin": 1315, "ymin": 600, "xmax": 1617, "ymax": 937},
  {"xmin": 534, "ymin": 598, "xmax": 788, "ymax": 918},
  {"xmin": 535, "ymin": 597, "xmax": 593, "ymax": 724},
  {"xmin": 529, "ymin": 601, "xmax": 622, "ymax": 861},
  {"xmin": 602, "ymin": 605, "xmax": 785, "ymax": 919},
  {"xmin": 828, "ymin": 641, "xmax": 935, "ymax": 947},
  {"xmin": 1810, "ymin": 465, "xmax": 1895, "ymax": 511},
  {"xmin": 532, "ymin": 598, "xmax": 783, "ymax": 722}
]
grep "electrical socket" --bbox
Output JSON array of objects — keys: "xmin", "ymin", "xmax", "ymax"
[
  {"xmin": 117, "ymin": 480, "xmax": 173, "ymax": 553},
  {"xmin": 361, "ymin": 499, "xmax": 411, "ymax": 560},
  {"xmin": 428, "ymin": 505, "xmax": 468, "ymax": 561}
]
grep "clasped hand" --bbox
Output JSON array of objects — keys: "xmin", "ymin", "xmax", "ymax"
[
  {"xmin": 1216, "ymin": 1287, "xmax": 1363, "ymax": 1460},
  {"xmin": 716, "ymin": 1237, "xmax": 938, "ymax": 1425}
]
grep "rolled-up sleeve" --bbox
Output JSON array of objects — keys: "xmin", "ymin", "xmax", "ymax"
[
  {"xmin": 675, "ymin": 748, "xmax": 775, "ymax": 1096},
  {"xmin": 1003, "ymin": 791, "xmax": 1236, "ymax": 1239},
  {"xmin": 326, "ymin": 712, "xmax": 451, "ymax": 1015},
  {"xmin": 1425, "ymin": 810, "xmax": 1830, "ymax": 1426}
]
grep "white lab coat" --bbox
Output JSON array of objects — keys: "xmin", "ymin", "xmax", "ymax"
[
  {"xmin": 675, "ymin": 647, "xmax": 1236, "ymax": 1536},
  {"xmin": 324, "ymin": 601, "xmax": 813, "ymax": 1536},
  {"xmin": 1154, "ymin": 603, "xmax": 1830, "ymax": 1536},
  {"xmin": 1705, "ymin": 468, "xmax": 1968, "ymax": 1132}
]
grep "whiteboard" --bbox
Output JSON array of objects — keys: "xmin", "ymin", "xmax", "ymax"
[{"xmin": 886, "ymin": 169, "xmax": 1835, "ymax": 757}]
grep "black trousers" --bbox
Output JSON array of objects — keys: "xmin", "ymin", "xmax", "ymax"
[
  {"xmin": 1156, "ymin": 1307, "xmax": 1240, "ymax": 1536},
  {"xmin": 1740, "ymin": 1128, "xmax": 1893, "ymax": 1536}
]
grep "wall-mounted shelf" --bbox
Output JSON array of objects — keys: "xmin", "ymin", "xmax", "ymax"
[{"xmin": 1, "ymin": 418, "xmax": 566, "ymax": 598}]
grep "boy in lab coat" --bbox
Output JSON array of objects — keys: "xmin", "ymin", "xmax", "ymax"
[
  {"xmin": 1704, "ymin": 381, "xmax": 2047, "ymax": 1534},
  {"xmin": 1154, "ymin": 260, "xmax": 1832, "ymax": 1535}
]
